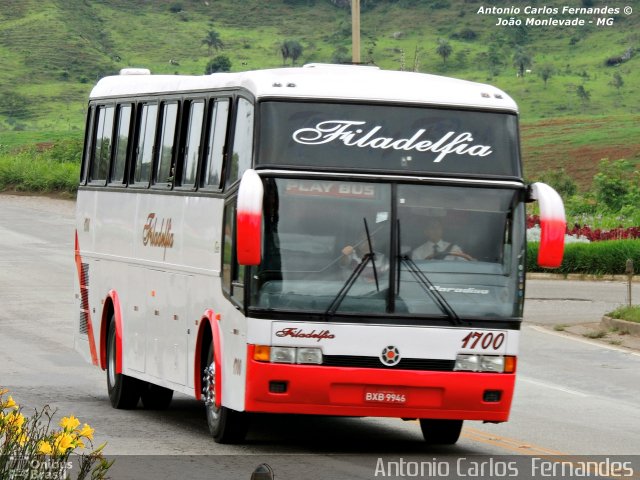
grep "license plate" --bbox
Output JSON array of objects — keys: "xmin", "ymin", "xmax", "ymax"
[{"xmin": 364, "ymin": 389, "xmax": 407, "ymax": 404}]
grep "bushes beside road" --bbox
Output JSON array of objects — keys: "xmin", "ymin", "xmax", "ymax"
[
  {"xmin": 0, "ymin": 140, "xmax": 80, "ymax": 194},
  {"xmin": 608, "ymin": 306, "xmax": 640, "ymax": 323},
  {"xmin": 527, "ymin": 240, "xmax": 640, "ymax": 276}
]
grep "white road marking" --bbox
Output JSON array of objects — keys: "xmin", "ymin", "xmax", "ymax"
[{"xmin": 518, "ymin": 376, "xmax": 590, "ymax": 397}]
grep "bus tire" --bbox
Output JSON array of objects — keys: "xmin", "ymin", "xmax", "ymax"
[
  {"xmin": 140, "ymin": 383, "xmax": 174, "ymax": 410},
  {"xmin": 203, "ymin": 343, "xmax": 248, "ymax": 444},
  {"xmin": 106, "ymin": 319, "xmax": 141, "ymax": 409},
  {"xmin": 419, "ymin": 419, "xmax": 463, "ymax": 445}
]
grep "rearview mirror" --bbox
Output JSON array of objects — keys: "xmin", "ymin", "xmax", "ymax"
[
  {"xmin": 528, "ymin": 182, "xmax": 565, "ymax": 268},
  {"xmin": 237, "ymin": 169, "xmax": 263, "ymax": 266}
]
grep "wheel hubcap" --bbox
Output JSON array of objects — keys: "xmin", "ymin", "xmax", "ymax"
[
  {"xmin": 108, "ymin": 334, "xmax": 116, "ymax": 386},
  {"xmin": 202, "ymin": 363, "xmax": 217, "ymax": 408}
]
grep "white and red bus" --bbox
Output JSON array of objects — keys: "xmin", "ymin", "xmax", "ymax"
[{"xmin": 74, "ymin": 64, "xmax": 565, "ymax": 444}]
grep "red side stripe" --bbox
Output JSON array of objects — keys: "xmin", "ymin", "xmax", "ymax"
[{"xmin": 108, "ymin": 290, "xmax": 123, "ymax": 374}]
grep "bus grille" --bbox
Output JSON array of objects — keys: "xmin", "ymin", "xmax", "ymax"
[
  {"xmin": 79, "ymin": 263, "xmax": 90, "ymax": 335},
  {"xmin": 322, "ymin": 355, "xmax": 455, "ymax": 371}
]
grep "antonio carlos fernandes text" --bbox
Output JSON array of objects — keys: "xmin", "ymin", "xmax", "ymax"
[{"xmin": 374, "ymin": 458, "xmax": 634, "ymax": 477}]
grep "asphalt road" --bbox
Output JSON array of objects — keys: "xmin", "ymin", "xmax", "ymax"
[
  {"xmin": 524, "ymin": 277, "xmax": 639, "ymax": 326},
  {"xmin": 1, "ymin": 194, "xmax": 639, "ymax": 479}
]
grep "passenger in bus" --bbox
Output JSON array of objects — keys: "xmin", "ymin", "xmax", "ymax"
[
  {"xmin": 411, "ymin": 217, "xmax": 473, "ymax": 261},
  {"xmin": 340, "ymin": 234, "xmax": 389, "ymax": 280}
]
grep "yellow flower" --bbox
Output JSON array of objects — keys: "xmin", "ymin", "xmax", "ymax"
[
  {"xmin": 59, "ymin": 415, "xmax": 80, "ymax": 432},
  {"xmin": 0, "ymin": 388, "xmax": 8, "ymax": 396},
  {"xmin": 16, "ymin": 432, "xmax": 29, "ymax": 446},
  {"xmin": 2, "ymin": 396, "xmax": 17, "ymax": 410},
  {"xmin": 5, "ymin": 411, "xmax": 25, "ymax": 430},
  {"xmin": 77, "ymin": 423, "xmax": 94, "ymax": 441},
  {"xmin": 38, "ymin": 441, "xmax": 53, "ymax": 455},
  {"xmin": 54, "ymin": 433, "xmax": 74, "ymax": 454},
  {"xmin": 73, "ymin": 437, "xmax": 85, "ymax": 449}
]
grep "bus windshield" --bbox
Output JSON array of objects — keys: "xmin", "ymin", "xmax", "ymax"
[{"xmin": 249, "ymin": 178, "xmax": 526, "ymax": 321}]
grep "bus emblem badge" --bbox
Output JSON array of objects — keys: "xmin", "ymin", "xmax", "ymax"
[{"xmin": 380, "ymin": 346, "xmax": 401, "ymax": 366}]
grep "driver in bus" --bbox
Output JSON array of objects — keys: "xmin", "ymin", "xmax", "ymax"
[{"xmin": 411, "ymin": 217, "xmax": 472, "ymax": 261}]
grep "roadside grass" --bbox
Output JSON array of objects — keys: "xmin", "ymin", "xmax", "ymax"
[
  {"xmin": 0, "ymin": 140, "xmax": 81, "ymax": 194},
  {"xmin": 583, "ymin": 330, "xmax": 607, "ymax": 339},
  {"xmin": 0, "ymin": 130, "xmax": 81, "ymax": 149},
  {"xmin": 607, "ymin": 306, "xmax": 640, "ymax": 324}
]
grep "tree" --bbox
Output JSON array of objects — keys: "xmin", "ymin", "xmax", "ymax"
[
  {"xmin": 280, "ymin": 41, "xmax": 290, "ymax": 65},
  {"xmin": 512, "ymin": 46, "xmax": 532, "ymax": 77},
  {"xmin": 594, "ymin": 159, "xmax": 639, "ymax": 212},
  {"xmin": 280, "ymin": 40, "xmax": 303, "ymax": 66},
  {"xmin": 289, "ymin": 41, "xmax": 303, "ymax": 65},
  {"xmin": 538, "ymin": 64, "xmax": 554, "ymax": 88},
  {"xmin": 610, "ymin": 71, "xmax": 624, "ymax": 92},
  {"xmin": 331, "ymin": 46, "xmax": 350, "ymax": 64},
  {"xmin": 205, "ymin": 55, "xmax": 231, "ymax": 74},
  {"xmin": 576, "ymin": 85, "xmax": 590, "ymax": 103},
  {"xmin": 202, "ymin": 30, "xmax": 224, "ymax": 55},
  {"xmin": 436, "ymin": 39, "xmax": 452, "ymax": 65}
]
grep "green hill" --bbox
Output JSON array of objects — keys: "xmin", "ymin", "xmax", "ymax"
[{"xmin": 0, "ymin": 0, "xmax": 638, "ymax": 188}]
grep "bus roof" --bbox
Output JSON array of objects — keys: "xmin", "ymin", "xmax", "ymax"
[{"xmin": 89, "ymin": 64, "xmax": 518, "ymax": 113}]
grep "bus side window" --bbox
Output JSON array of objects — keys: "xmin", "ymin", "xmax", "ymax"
[
  {"xmin": 202, "ymin": 98, "xmax": 230, "ymax": 190},
  {"xmin": 132, "ymin": 103, "xmax": 158, "ymax": 187},
  {"xmin": 80, "ymin": 106, "xmax": 95, "ymax": 185},
  {"xmin": 227, "ymin": 97, "xmax": 254, "ymax": 186},
  {"xmin": 222, "ymin": 201, "xmax": 245, "ymax": 305},
  {"xmin": 179, "ymin": 100, "xmax": 205, "ymax": 189},
  {"xmin": 109, "ymin": 104, "xmax": 132, "ymax": 185},
  {"xmin": 154, "ymin": 101, "xmax": 179, "ymax": 188},
  {"xmin": 89, "ymin": 105, "xmax": 115, "ymax": 184}
]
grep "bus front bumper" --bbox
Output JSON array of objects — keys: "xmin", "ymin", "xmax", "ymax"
[{"xmin": 244, "ymin": 346, "xmax": 515, "ymax": 422}]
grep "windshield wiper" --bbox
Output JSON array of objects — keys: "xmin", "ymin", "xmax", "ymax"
[
  {"xmin": 363, "ymin": 218, "xmax": 380, "ymax": 292},
  {"xmin": 395, "ymin": 220, "xmax": 460, "ymax": 325},
  {"xmin": 400, "ymin": 256, "xmax": 461, "ymax": 325},
  {"xmin": 324, "ymin": 218, "xmax": 379, "ymax": 318}
]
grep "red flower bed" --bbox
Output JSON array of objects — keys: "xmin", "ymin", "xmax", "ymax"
[{"xmin": 527, "ymin": 215, "xmax": 640, "ymax": 241}]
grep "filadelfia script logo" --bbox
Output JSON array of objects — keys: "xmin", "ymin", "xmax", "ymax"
[
  {"xmin": 292, "ymin": 120, "xmax": 493, "ymax": 163},
  {"xmin": 275, "ymin": 327, "xmax": 335, "ymax": 342},
  {"xmin": 142, "ymin": 213, "xmax": 174, "ymax": 260}
]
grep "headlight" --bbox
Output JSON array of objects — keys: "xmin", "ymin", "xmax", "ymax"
[
  {"xmin": 454, "ymin": 354, "xmax": 481, "ymax": 372},
  {"xmin": 480, "ymin": 355, "xmax": 505, "ymax": 373},
  {"xmin": 255, "ymin": 345, "xmax": 324, "ymax": 365},
  {"xmin": 296, "ymin": 348, "xmax": 322, "ymax": 364},
  {"xmin": 270, "ymin": 347, "xmax": 296, "ymax": 364},
  {"xmin": 455, "ymin": 354, "xmax": 514, "ymax": 373}
]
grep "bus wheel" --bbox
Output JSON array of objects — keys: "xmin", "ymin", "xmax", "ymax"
[
  {"xmin": 203, "ymin": 344, "xmax": 248, "ymax": 444},
  {"xmin": 106, "ymin": 319, "xmax": 141, "ymax": 409},
  {"xmin": 140, "ymin": 383, "xmax": 173, "ymax": 410},
  {"xmin": 419, "ymin": 419, "xmax": 463, "ymax": 445}
]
